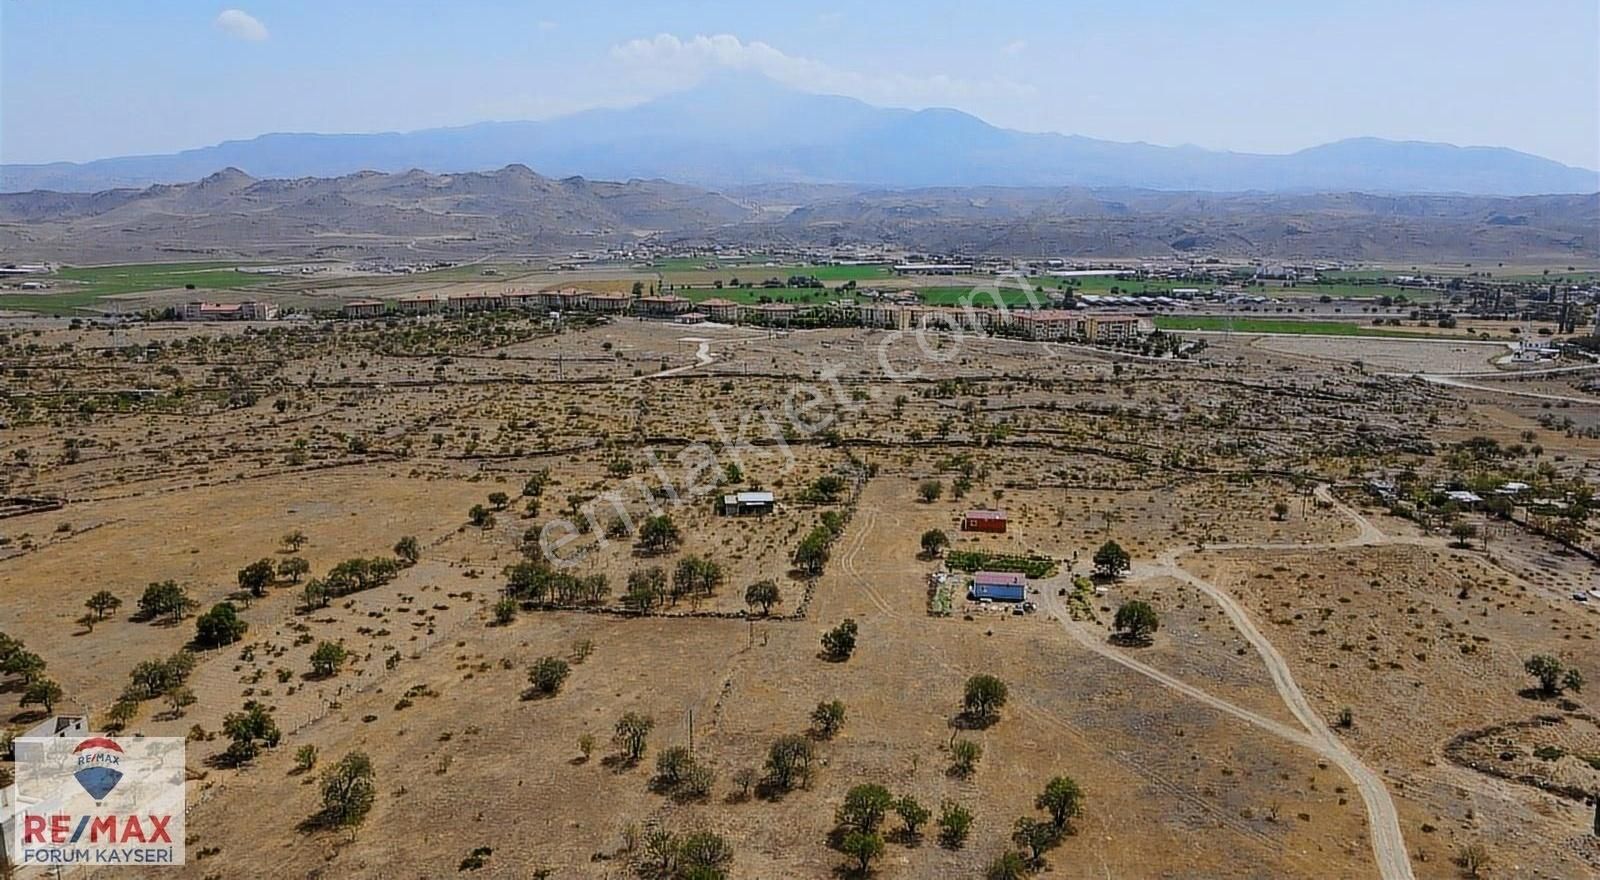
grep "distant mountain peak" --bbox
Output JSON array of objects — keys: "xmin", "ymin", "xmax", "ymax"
[{"xmin": 3, "ymin": 75, "xmax": 1595, "ymax": 195}]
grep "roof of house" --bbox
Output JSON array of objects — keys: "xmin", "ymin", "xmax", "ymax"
[
  {"xmin": 698, "ymin": 298, "xmax": 738, "ymax": 307},
  {"xmin": 969, "ymin": 580, "xmax": 1026, "ymax": 600},
  {"xmin": 964, "ymin": 509, "xmax": 1008, "ymax": 521},
  {"xmin": 972, "ymin": 571, "xmax": 1026, "ymax": 587}
]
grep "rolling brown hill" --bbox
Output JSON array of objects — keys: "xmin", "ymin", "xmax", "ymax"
[{"xmin": 0, "ymin": 167, "xmax": 1595, "ymax": 263}]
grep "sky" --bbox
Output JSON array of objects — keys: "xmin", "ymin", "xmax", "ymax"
[{"xmin": 3, "ymin": 0, "xmax": 1598, "ymax": 169}]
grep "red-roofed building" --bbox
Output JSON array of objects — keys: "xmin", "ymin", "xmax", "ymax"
[{"xmin": 962, "ymin": 509, "xmax": 1008, "ymax": 533}]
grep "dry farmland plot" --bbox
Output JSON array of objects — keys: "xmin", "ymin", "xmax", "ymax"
[{"xmin": 1, "ymin": 313, "xmax": 1597, "ymax": 878}]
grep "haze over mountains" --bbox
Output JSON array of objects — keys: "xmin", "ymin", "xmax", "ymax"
[
  {"xmin": 2, "ymin": 164, "xmax": 1594, "ymax": 265},
  {"xmin": 4, "ymin": 76, "xmax": 1596, "ymax": 196}
]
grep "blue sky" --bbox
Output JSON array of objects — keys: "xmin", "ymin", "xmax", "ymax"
[{"xmin": 3, "ymin": 0, "xmax": 1597, "ymax": 169}]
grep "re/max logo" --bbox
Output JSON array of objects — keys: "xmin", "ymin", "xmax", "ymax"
[{"xmin": 22, "ymin": 814, "xmax": 175, "ymax": 845}]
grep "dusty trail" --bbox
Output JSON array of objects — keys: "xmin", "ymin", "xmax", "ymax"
[{"xmin": 1042, "ymin": 484, "xmax": 1418, "ymax": 880}]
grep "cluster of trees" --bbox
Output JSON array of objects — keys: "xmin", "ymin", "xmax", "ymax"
[
  {"xmin": 1, "ymin": 632, "xmax": 62, "ymax": 715},
  {"xmin": 671, "ymin": 556, "xmax": 725, "ymax": 601},
  {"xmin": 800, "ymin": 474, "xmax": 848, "ymax": 504},
  {"xmin": 635, "ymin": 826, "xmax": 733, "ymax": 880},
  {"xmin": 137, "ymin": 580, "xmax": 198, "ymax": 623},
  {"xmin": 795, "ymin": 511, "xmax": 849, "ymax": 576},
  {"xmin": 116, "ymin": 651, "xmax": 198, "ymax": 725},
  {"xmin": 638, "ymin": 515, "xmax": 683, "ymax": 555},
  {"xmin": 303, "ymin": 556, "xmax": 404, "ymax": 610},
  {"xmin": 220, "ymin": 700, "xmax": 282, "ymax": 766},
  {"xmin": 988, "ymin": 776, "xmax": 1087, "ymax": 875},
  {"xmin": 504, "ymin": 559, "xmax": 610, "ymax": 606}
]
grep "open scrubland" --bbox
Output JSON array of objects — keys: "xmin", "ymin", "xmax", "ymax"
[{"xmin": 1, "ymin": 309, "xmax": 1597, "ymax": 878}]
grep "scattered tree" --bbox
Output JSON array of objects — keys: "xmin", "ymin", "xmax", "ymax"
[
  {"xmin": 526, "ymin": 657, "xmax": 571, "ymax": 697},
  {"xmin": 237, "ymin": 559, "xmax": 276, "ymax": 598},
  {"xmin": 840, "ymin": 830, "xmax": 885, "ymax": 874},
  {"xmin": 764, "ymin": 734, "xmax": 815, "ymax": 791},
  {"xmin": 221, "ymin": 700, "xmax": 281, "ymax": 765},
  {"xmin": 896, "ymin": 796, "xmax": 931, "ymax": 837},
  {"xmin": 21, "ymin": 678, "xmax": 63, "ymax": 715},
  {"xmin": 138, "ymin": 580, "xmax": 196, "ymax": 623},
  {"xmin": 811, "ymin": 699, "xmax": 847, "ymax": 739},
  {"xmin": 1458, "ymin": 843, "xmax": 1490, "ymax": 878},
  {"xmin": 963, "ymin": 674, "xmax": 1009, "ymax": 725},
  {"xmin": 1524, "ymin": 655, "xmax": 1584, "ymax": 697},
  {"xmin": 394, "ymin": 536, "xmax": 421, "ymax": 565},
  {"xmin": 919, "ymin": 529, "xmax": 949, "ymax": 558},
  {"xmin": 744, "ymin": 579, "xmax": 781, "ymax": 616},
  {"xmin": 638, "ymin": 515, "xmax": 683, "ymax": 554},
  {"xmin": 793, "ymin": 527, "xmax": 832, "ymax": 576},
  {"xmin": 163, "ymin": 686, "xmax": 196, "ymax": 718},
  {"xmin": 282, "ymin": 530, "xmax": 308, "ymax": 552},
  {"xmin": 1271, "ymin": 500, "xmax": 1290, "ymax": 521},
  {"xmin": 1092, "ymin": 541, "xmax": 1130, "ymax": 579},
  {"xmin": 938, "ymin": 800, "xmax": 974, "ymax": 849},
  {"xmin": 986, "ymin": 851, "xmax": 1028, "ymax": 880},
  {"xmin": 277, "ymin": 556, "xmax": 310, "ymax": 583},
  {"xmin": 1035, "ymin": 776, "xmax": 1084, "ymax": 831},
  {"xmin": 950, "ymin": 738, "xmax": 983, "ymax": 777},
  {"xmin": 85, "ymin": 590, "xmax": 122, "ymax": 620},
  {"xmin": 317, "ymin": 751, "xmax": 376, "ymax": 828},
  {"xmin": 917, "ymin": 480, "xmax": 944, "ymax": 503},
  {"xmin": 614, "ymin": 712, "xmax": 655, "ymax": 763},
  {"xmin": 309, "ymin": 641, "xmax": 349, "ymax": 678},
  {"xmin": 837, "ymin": 784, "xmax": 895, "ymax": 833},
  {"xmin": 1011, "ymin": 816, "xmax": 1057, "ymax": 865},
  {"xmin": 194, "ymin": 602, "xmax": 248, "ymax": 649},
  {"xmin": 1113, "ymin": 600, "xmax": 1160, "ymax": 645},
  {"xmin": 821, "ymin": 619, "xmax": 859, "ymax": 662}
]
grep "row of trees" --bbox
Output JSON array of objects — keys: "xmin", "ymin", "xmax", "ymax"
[{"xmin": 795, "ymin": 510, "xmax": 850, "ymax": 577}]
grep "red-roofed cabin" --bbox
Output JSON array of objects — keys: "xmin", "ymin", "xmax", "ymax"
[{"xmin": 962, "ymin": 509, "xmax": 1007, "ymax": 533}]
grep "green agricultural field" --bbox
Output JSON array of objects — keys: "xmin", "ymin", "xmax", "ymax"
[
  {"xmin": 1154, "ymin": 316, "xmax": 1447, "ymax": 338},
  {"xmin": 0, "ymin": 261, "xmax": 281, "ymax": 315},
  {"xmin": 656, "ymin": 261, "xmax": 894, "ymax": 288}
]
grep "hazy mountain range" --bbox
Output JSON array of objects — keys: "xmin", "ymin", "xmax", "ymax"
[
  {"xmin": 4, "ymin": 76, "xmax": 1596, "ymax": 196},
  {"xmin": 2, "ymin": 164, "xmax": 1594, "ymax": 265}
]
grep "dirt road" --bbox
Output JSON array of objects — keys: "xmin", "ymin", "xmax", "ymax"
[{"xmin": 1043, "ymin": 485, "xmax": 1418, "ymax": 880}]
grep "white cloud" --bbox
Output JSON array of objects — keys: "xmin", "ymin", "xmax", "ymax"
[
  {"xmin": 1001, "ymin": 40, "xmax": 1028, "ymax": 56},
  {"xmin": 538, "ymin": 20, "xmax": 559, "ymax": 32},
  {"xmin": 610, "ymin": 33, "xmax": 1033, "ymax": 107},
  {"xmin": 215, "ymin": 9, "xmax": 269, "ymax": 42}
]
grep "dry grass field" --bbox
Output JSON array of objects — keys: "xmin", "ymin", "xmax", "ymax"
[{"xmin": 2, "ymin": 309, "xmax": 1597, "ymax": 879}]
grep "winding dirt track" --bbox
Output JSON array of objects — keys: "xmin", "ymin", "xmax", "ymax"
[{"xmin": 1043, "ymin": 485, "xmax": 1419, "ymax": 880}]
